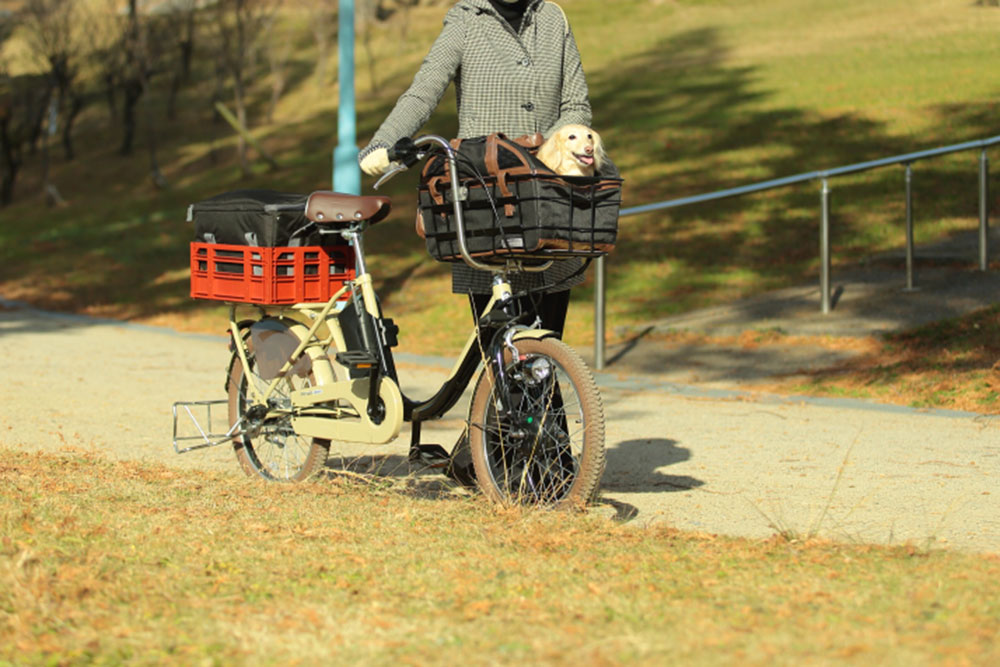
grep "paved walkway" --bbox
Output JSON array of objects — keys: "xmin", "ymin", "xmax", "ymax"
[{"xmin": 2, "ymin": 254, "xmax": 999, "ymax": 552}]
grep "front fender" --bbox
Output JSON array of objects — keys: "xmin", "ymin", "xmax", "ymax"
[{"xmin": 511, "ymin": 328, "xmax": 558, "ymax": 342}]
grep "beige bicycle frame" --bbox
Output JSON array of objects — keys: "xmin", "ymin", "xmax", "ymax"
[{"xmin": 230, "ymin": 272, "xmax": 553, "ymax": 446}]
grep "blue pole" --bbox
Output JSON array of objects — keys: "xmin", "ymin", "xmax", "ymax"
[{"xmin": 334, "ymin": 0, "xmax": 360, "ymax": 195}]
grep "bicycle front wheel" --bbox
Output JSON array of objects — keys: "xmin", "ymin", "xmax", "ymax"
[
  {"xmin": 468, "ymin": 337, "xmax": 605, "ymax": 507},
  {"xmin": 227, "ymin": 334, "xmax": 330, "ymax": 482}
]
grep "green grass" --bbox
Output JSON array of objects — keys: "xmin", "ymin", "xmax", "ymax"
[
  {"xmin": 2, "ymin": 449, "xmax": 999, "ymax": 664},
  {"xmin": 2, "ymin": 0, "xmax": 1000, "ymax": 374}
]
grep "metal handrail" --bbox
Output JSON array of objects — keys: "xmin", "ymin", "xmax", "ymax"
[{"xmin": 593, "ymin": 134, "xmax": 1000, "ymax": 369}]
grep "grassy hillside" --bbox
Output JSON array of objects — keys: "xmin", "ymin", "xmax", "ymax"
[{"xmin": 1, "ymin": 0, "xmax": 999, "ymax": 353}]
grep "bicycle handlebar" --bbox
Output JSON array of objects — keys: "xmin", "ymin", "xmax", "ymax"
[
  {"xmin": 386, "ymin": 136, "xmax": 420, "ymax": 167},
  {"xmin": 373, "ymin": 134, "xmax": 498, "ymax": 273}
]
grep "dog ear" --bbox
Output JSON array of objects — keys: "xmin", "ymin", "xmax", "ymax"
[
  {"xmin": 591, "ymin": 129, "xmax": 607, "ymax": 172},
  {"xmin": 537, "ymin": 133, "xmax": 563, "ymax": 173}
]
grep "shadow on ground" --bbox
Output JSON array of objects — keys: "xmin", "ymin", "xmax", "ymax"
[{"xmin": 603, "ymin": 438, "xmax": 704, "ymax": 493}]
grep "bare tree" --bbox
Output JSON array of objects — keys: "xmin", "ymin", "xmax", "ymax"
[
  {"xmin": 0, "ymin": 92, "xmax": 16, "ymax": 205},
  {"xmin": 261, "ymin": 6, "xmax": 291, "ymax": 124},
  {"xmin": 157, "ymin": 0, "xmax": 200, "ymax": 119},
  {"xmin": 19, "ymin": 0, "xmax": 90, "ymax": 161},
  {"xmin": 119, "ymin": 0, "xmax": 146, "ymax": 157},
  {"xmin": 210, "ymin": 0, "xmax": 276, "ymax": 177},
  {"xmin": 357, "ymin": 0, "xmax": 381, "ymax": 93},
  {"xmin": 0, "ymin": 76, "xmax": 24, "ymax": 206},
  {"xmin": 0, "ymin": 15, "xmax": 49, "ymax": 206},
  {"xmin": 307, "ymin": 0, "xmax": 336, "ymax": 87},
  {"xmin": 0, "ymin": 73, "xmax": 51, "ymax": 206}
]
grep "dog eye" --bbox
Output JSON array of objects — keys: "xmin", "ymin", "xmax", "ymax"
[
  {"xmin": 587, "ymin": 134, "xmax": 593, "ymax": 140},
  {"xmin": 568, "ymin": 134, "xmax": 576, "ymax": 141}
]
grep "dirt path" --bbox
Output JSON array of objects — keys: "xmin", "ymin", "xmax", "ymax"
[{"xmin": 2, "ymin": 304, "xmax": 998, "ymax": 553}]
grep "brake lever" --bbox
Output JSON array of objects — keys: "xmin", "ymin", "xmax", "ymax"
[{"xmin": 372, "ymin": 162, "xmax": 407, "ymax": 190}]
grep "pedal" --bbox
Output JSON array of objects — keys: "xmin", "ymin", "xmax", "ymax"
[
  {"xmin": 335, "ymin": 350, "xmax": 378, "ymax": 370},
  {"xmin": 408, "ymin": 443, "xmax": 451, "ymax": 469}
]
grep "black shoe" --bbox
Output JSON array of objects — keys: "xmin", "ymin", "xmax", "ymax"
[{"xmin": 444, "ymin": 432, "xmax": 477, "ymax": 488}]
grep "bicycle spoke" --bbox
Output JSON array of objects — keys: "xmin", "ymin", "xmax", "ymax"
[
  {"xmin": 473, "ymin": 347, "xmax": 592, "ymax": 505},
  {"xmin": 232, "ymin": 350, "xmax": 328, "ymax": 482}
]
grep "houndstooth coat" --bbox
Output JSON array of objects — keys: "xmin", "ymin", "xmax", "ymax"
[{"xmin": 359, "ymin": 0, "xmax": 593, "ymax": 295}]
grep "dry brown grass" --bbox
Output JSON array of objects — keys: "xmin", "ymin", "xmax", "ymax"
[
  {"xmin": 3, "ymin": 448, "xmax": 1000, "ymax": 664},
  {"xmin": 752, "ymin": 306, "xmax": 1000, "ymax": 413}
]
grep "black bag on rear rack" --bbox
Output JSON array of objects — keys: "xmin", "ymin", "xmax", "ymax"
[
  {"xmin": 417, "ymin": 133, "xmax": 623, "ymax": 263},
  {"xmin": 188, "ymin": 189, "xmax": 324, "ymax": 247}
]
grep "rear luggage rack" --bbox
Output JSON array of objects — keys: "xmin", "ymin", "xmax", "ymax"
[{"xmin": 172, "ymin": 399, "xmax": 244, "ymax": 453}]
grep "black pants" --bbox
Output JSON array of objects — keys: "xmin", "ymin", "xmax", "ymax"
[{"xmin": 447, "ymin": 289, "xmax": 571, "ymax": 485}]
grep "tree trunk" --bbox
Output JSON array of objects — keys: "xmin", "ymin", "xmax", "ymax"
[
  {"xmin": 120, "ymin": 79, "xmax": 142, "ymax": 156},
  {"xmin": 60, "ymin": 93, "xmax": 83, "ymax": 162},
  {"xmin": 212, "ymin": 59, "xmax": 226, "ymax": 125},
  {"xmin": 104, "ymin": 72, "xmax": 118, "ymax": 121},
  {"xmin": 167, "ymin": 72, "xmax": 180, "ymax": 120},
  {"xmin": 179, "ymin": 35, "xmax": 194, "ymax": 82},
  {"xmin": 26, "ymin": 87, "xmax": 50, "ymax": 156},
  {"xmin": 41, "ymin": 97, "xmax": 64, "ymax": 207},
  {"xmin": 0, "ymin": 113, "xmax": 21, "ymax": 206},
  {"xmin": 168, "ymin": 30, "xmax": 195, "ymax": 119},
  {"xmin": 140, "ymin": 68, "xmax": 166, "ymax": 188},
  {"xmin": 144, "ymin": 105, "xmax": 167, "ymax": 189}
]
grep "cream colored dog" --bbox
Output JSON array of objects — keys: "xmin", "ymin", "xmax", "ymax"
[{"xmin": 537, "ymin": 124, "xmax": 606, "ymax": 177}]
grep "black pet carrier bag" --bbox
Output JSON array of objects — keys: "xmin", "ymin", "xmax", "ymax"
[{"xmin": 417, "ymin": 133, "xmax": 623, "ymax": 263}]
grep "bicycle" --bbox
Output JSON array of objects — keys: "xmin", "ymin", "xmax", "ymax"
[{"xmin": 174, "ymin": 134, "xmax": 607, "ymax": 507}]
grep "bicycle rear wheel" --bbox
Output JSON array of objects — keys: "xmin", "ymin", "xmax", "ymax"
[
  {"xmin": 468, "ymin": 337, "xmax": 605, "ymax": 507},
  {"xmin": 227, "ymin": 334, "xmax": 330, "ymax": 482}
]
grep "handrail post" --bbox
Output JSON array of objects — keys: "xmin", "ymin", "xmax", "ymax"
[
  {"xmin": 820, "ymin": 178, "xmax": 831, "ymax": 314},
  {"xmin": 980, "ymin": 149, "xmax": 990, "ymax": 271},
  {"xmin": 594, "ymin": 255, "xmax": 606, "ymax": 371},
  {"xmin": 904, "ymin": 163, "xmax": 916, "ymax": 291}
]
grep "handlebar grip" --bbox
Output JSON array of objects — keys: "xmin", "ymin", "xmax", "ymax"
[{"xmin": 387, "ymin": 137, "xmax": 420, "ymax": 167}]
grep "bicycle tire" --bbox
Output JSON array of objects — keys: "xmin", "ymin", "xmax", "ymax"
[
  {"xmin": 468, "ymin": 337, "xmax": 605, "ymax": 507},
  {"xmin": 227, "ymin": 333, "xmax": 330, "ymax": 482}
]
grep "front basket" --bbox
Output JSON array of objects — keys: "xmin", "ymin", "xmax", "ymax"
[{"xmin": 418, "ymin": 173, "xmax": 623, "ymax": 263}]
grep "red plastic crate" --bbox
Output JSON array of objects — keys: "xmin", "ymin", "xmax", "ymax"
[{"xmin": 190, "ymin": 242, "xmax": 355, "ymax": 305}]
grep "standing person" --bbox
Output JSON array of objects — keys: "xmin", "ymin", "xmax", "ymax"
[{"xmin": 358, "ymin": 0, "xmax": 594, "ymax": 480}]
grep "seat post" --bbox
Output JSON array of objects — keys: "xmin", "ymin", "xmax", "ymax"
[{"xmin": 349, "ymin": 230, "xmax": 368, "ymax": 276}]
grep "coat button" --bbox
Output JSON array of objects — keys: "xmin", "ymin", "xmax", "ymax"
[{"xmin": 522, "ymin": 102, "xmax": 534, "ymax": 112}]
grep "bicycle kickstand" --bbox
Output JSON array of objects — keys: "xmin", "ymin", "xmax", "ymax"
[{"xmin": 407, "ymin": 420, "xmax": 451, "ymax": 469}]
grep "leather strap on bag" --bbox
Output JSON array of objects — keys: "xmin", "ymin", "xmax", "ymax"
[
  {"xmin": 513, "ymin": 132, "xmax": 544, "ymax": 149},
  {"xmin": 414, "ymin": 207, "xmax": 426, "ymax": 238},
  {"xmin": 486, "ymin": 134, "xmax": 516, "ymax": 217},
  {"xmin": 446, "ymin": 137, "xmax": 462, "ymax": 181},
  {"xmin": 425, "ymin": 175, "xmax": 445, "ymax": 206}
]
